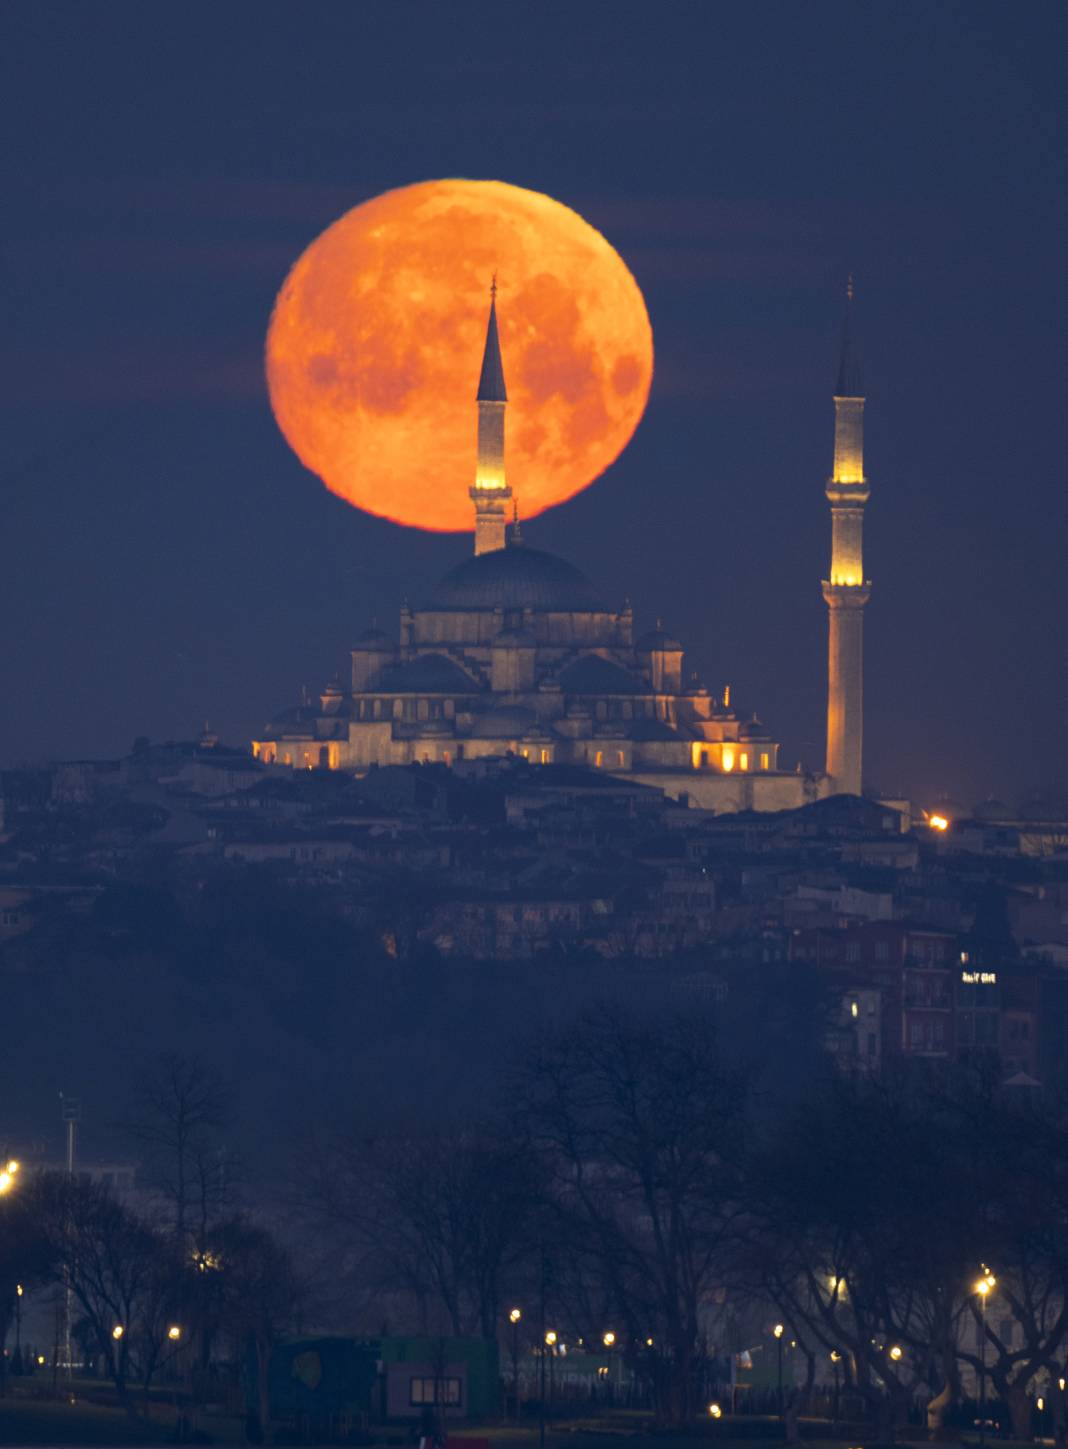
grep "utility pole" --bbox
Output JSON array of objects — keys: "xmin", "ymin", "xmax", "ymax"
[{"xmin": 59, "ymin": 1094, "xmax": 81, "ymax": 1382}]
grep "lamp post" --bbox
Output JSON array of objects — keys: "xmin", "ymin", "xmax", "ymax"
[
  {"xmin": 15, "ymin": 1285, "xmax": 23, "ymax": 1360},
  {"xmin": 602, "ymin": 1333, "xmax": 615, "ymax": 1403},
  {"xmin": 509, "ymin": 1309, "xmax": 522, "ymax": 1423},
  {"xmin": 830, "ymin": 1351, "xmax": 841, "ymax": 1429},
  {"xmin": 773, "ymin": 1324, "xmax": 784, "ymax": 1420},
  {"xmin": 976, "ymin": 1269, "xmax": 996, "ymax": 1449}
]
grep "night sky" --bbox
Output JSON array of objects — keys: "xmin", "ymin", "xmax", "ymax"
[{"xmin": 3, "ymin": 2, "xmax": 1065, "ymax": 808}]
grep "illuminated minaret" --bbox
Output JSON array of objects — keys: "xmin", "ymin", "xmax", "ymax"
[
  {"xmin": 470, "ymin": 277, "xmax": 511, "ymax": 555},
  {"xmin": 822, "ymin": 278, "xmax": 871, "ymax": 796}
]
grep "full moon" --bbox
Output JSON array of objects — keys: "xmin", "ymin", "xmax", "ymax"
[{"xmin": 266, "ymin": 179, "xmax": 653, "ymax": 533}]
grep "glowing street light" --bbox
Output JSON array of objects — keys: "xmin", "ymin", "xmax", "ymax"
[
  {"xmin": 708, "ymin": 1403, "xmax": 722, "ymax": 1419},
  {"xmin": 602, "ymin": 1331, "xmax": 616, "ymax": 1348},
  {"xmin": 773, "ymin": 1324, "xmax": 785, "ymax": 1417},
  {"xmin": 976, "ymin": 1267, "xmax": 996, "ymax": 1449},
  {"xmin": 889, "ymin": 1345, "xmax": 903, "ymax": 1361},
  {"xmin": 507, "ymin": 1308, "xmax": 522, "ymax": 1424},
  {"xmin": 167, "ymin": 1325, "xmax": 182, "ymax": 1341},
  {"xmin": 544, "ymin": 1330, "xmax": 557, "ymax": 1347},
  {"xmin": 112, "ymin": 1324, "xmax": 124, "ymax": 1340},
  {"xmin": 0, "ymin": 1161, "xmax": 19, "ymax": 1195}
]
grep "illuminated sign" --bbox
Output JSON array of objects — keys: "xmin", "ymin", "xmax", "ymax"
[{"xmin": 961, "ymin": 971, "xmax": 997, "ymax": 985}]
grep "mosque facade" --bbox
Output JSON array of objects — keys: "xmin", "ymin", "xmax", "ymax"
[{"xmin": 253, "ymin": 288, "xmax": 869, "ymax": 812}]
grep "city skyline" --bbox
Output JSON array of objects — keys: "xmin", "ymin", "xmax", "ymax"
[{"xmin": 1, "ymin": 4, "xmax": 1065, "ymax": 805}]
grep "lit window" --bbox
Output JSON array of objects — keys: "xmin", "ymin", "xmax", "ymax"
[
  {"xmin": 617, "ymin": 750, "xmax": 625, "ymax": 767},
  {"xmin": 594, "ymin": 751, "xmax": 603, "ymax": 768},
  {"xmin": 410, "ymin": 1377, "xmax": 462, "ymax": 1407},
  {"xmin": 740, "ymin": 752, "xmax": 749, "ymax": 771},
  {"xmin": 760, "ymin": 752, "xmax": 769, "ymax": 771}
]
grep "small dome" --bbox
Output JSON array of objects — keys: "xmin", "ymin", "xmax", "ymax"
[
  {"xmin": 557, "ymin": 654, "xmax": 643, "ymax": 694},
  {"xmin": 429, "ymin": 545, "xmax": 605, "ymax": 611},
  {"xmin": 470, "ymin": 706, "xmax": 541, "ymax": 739},
  {"xmin": 322, "ymin": 674, "xmax": 344, "ymax": 697},
  {"xmin": 264, "ymin": 703, "xmax": 319, "ymax": 735},
  {"xmin": 353, "ymin": 627, "xmax": 393, "ymax": 650},
  {"xmin": 637, "ymin": 627, "xmax": 683, "ymax": 652},
  {"xmin": 493, "ymin": 626, "xmax": 536, "ymax": 647}
]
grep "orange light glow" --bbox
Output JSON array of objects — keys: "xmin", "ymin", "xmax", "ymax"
[
  {"xmin": 721, "ymin": 746, "xmax": 736, "ymax": 773},
  {"xmin": 929, "ymin": 814, "xmax": 950, "ymax": 832},
  {"xmin": 266, "ymin": 180, "xmax": 653, "ymax": 533}
]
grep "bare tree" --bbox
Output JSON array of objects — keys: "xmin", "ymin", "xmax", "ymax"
[
  {"xmin": 514, "ymin": 1005, "xmax": 748, "ymax": 1424},
  {"xmin": 32, "ymin": 1172, "xmax": 175, "ymax": 1421},
  {"xmin": 309, "ymin": 1124, "xmax": 538, "ymax": 1337},
  {"xmin": 124, "ymin": 1054, "xmax": 231, "ymax": 1252}
]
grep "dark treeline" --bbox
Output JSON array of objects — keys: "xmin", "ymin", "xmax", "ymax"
[
  {"xmin": 6, "ymin": 1009, "xmax": 1068, "ymax": 1440},
  {"xmin": 0, "ymin": 1057, "xmax": 300, "ymax": 1434},
  {"xmin": 303, "ymin": 1006, "xmax": 1068, "ymax": 1440}
]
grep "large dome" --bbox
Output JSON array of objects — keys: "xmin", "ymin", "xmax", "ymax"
[{"xmin": 429, "ymin": 545, "xmax": 605, "ymax": 612}]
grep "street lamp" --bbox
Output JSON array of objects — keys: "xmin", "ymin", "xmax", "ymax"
[
  {"xmin": 112, "ymin": 1325, "xmax": 124, "ymax": 1340},
  {"xmin": 708, "ymin": 1403, "xmax": 722, "ymax": 1419},
  {"xmin": 773, "ymin": 1324, "xmax": 785, "ymax": 1418},
  {"xmin": 0, "ymin": 1160, "xmax": 20, "ymax": 1195},
  {"xmin": 975, "ymin": 1269, "xmax": 996, "ymax": 1449},
  {"xmin": 167, "ymin": 1325, "xmax": 182, "ymax": 1341},
  {"xmin": 602, "ymin": 1331, "xmax": 616, "ymax": 1348},
  {"xmin": 544, "ymin": 1333, "xmax": 557, "ymax": 1425},
  {"xmin": 509, "ymin": 1309, "xmax": 522, "ymax": 1423},
  {"xmin": 830, "ymin": 1351, "xmax": 842, "ymax": 1429}
]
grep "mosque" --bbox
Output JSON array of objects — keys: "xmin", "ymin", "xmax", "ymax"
[{"xmin": 253, "ymin": 286, "xmax": 871, "ymax": 812}]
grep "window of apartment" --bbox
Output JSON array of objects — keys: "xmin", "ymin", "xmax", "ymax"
[
  {"xmin": 874, "ymin": 940, "xmax": 889, "ymax": 962},
  {"xmin": 409, "ymin": 1378, "xmax": 462, "ymax": 1407}
]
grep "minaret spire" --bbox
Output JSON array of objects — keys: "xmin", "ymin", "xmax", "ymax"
[
  {"xmin": 470, "ymin": 277, "xmax": 511, "ymax": 553},
  {"xmin": 822, "ymin": 276, "xmax": 871, "ymax": 795}
]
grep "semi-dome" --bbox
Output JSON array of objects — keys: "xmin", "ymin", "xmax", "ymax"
[
  {"xmin": 353, "ymin": 627, "xmax": 393, "ymax": 650},
  {"xmin": 429, "ymin": 545, "xmax": 605, "ymax": 612},
  {"xmin": 374, "ymin": 652, "xmax": 479, "ymax": 694}
]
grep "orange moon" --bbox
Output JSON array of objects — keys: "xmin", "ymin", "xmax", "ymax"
[{"xmin": 265, "ymin": 179, "xmax": 653, "ymax": 533}]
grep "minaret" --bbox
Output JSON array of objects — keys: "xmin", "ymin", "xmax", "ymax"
[
  {"xmin": 470, "ymin": 277, "xmax": 512, "ymax": 555},
  {"xmin": 822, "ymin": 278, "xmax": 871, "ymax": 796}
]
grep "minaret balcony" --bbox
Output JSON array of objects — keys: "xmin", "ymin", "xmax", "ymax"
[
  {"xmin": 822, "ymin": 579, "xmax": 871, "ymax": 608},
  {"xmin": 825, "ymin": 479, "xmax": 870, "ymax": 505}
]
